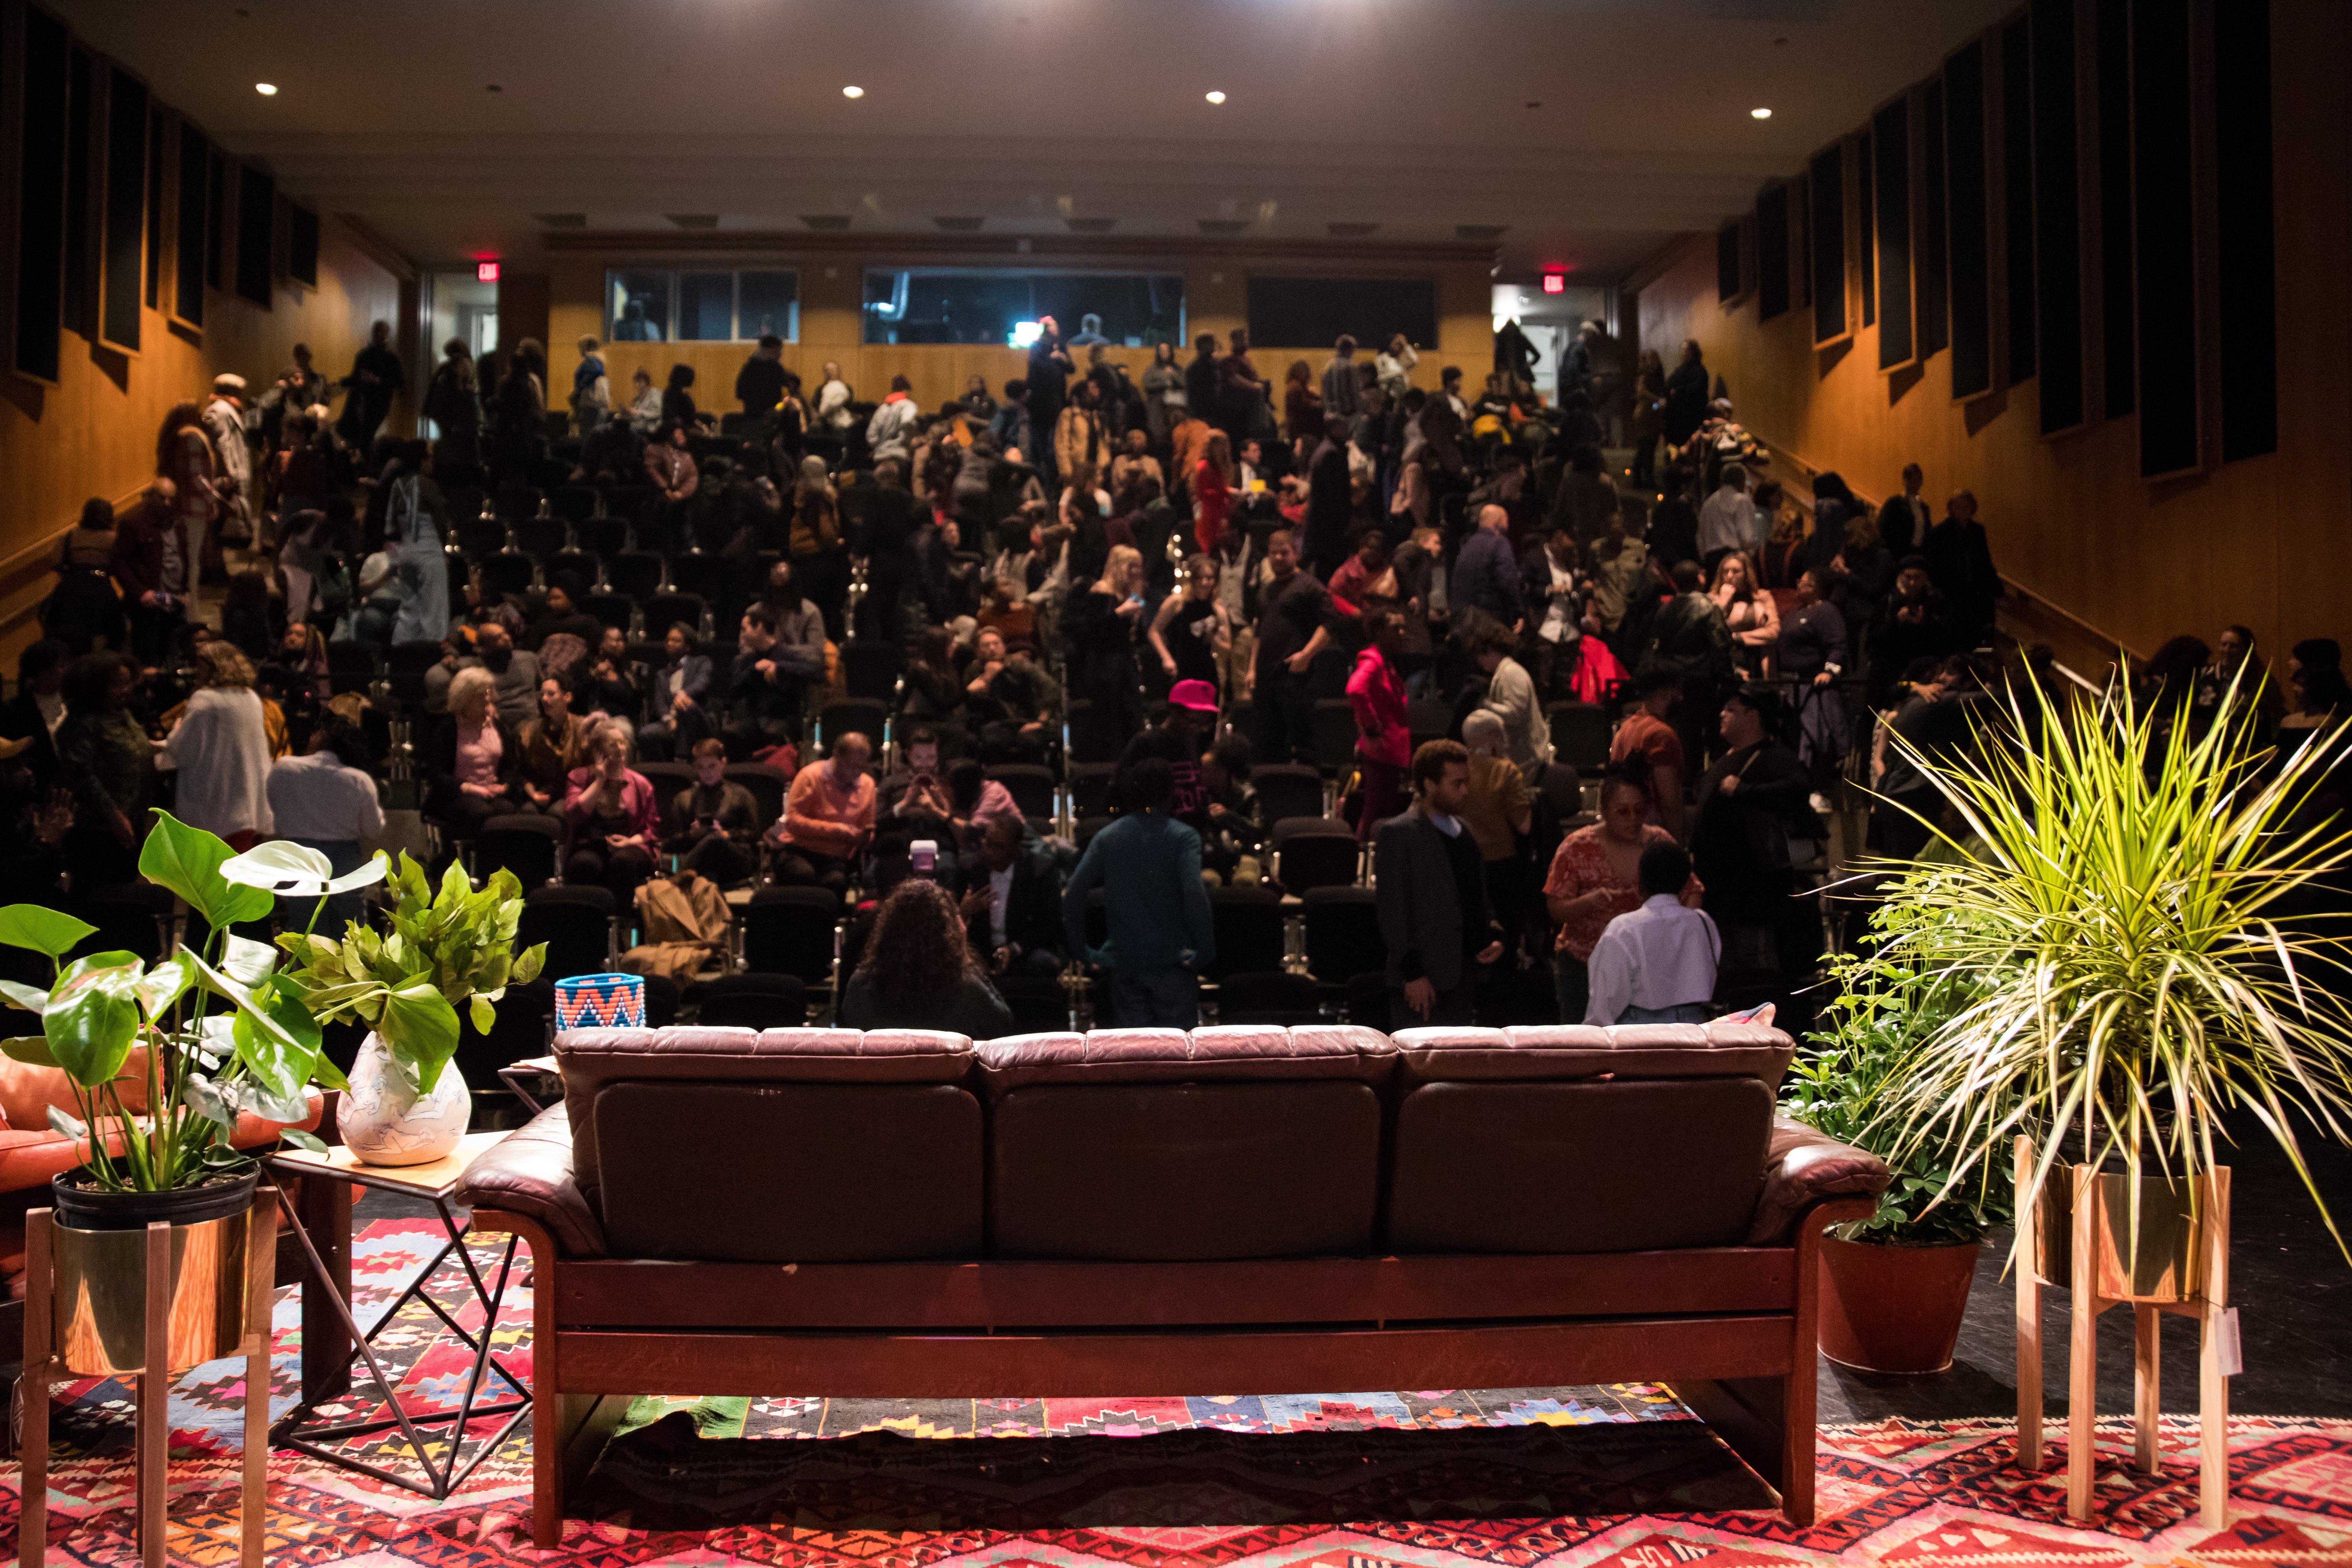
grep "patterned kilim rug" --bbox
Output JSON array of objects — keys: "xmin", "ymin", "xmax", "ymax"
[{"xmin": 8, "ymin": 1219, "xmax": 2352, "ymax": 1566}]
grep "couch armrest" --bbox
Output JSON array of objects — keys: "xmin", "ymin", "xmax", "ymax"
[
  {"xmin": 453, "ymin": 1105, "xmax": 606, "ymax": 1258},
  {"xmin": 1746, "ymin": 1115, "xmax": 1891, "ymax": 1245}
]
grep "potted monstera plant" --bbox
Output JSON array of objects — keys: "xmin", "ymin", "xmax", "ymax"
[
  {"xmin": 1786, "ymin": 909, "xmax": 2013, "ymax": 1373},
  {"xmin": 271, "ymin": 851, "xmax": 544, "ymax": 1167},
  {"xmin": 1862, "ymin": 670, "xmax": 2352, "ymax": 1316},
  {"xmin": 0, "ymin": 811, "xmax": 375, "ymax": 1374}
]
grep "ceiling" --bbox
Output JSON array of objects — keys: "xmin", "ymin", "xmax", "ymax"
[{"xmin": 49, "ymin": 0, "xmax": 2022, "ymax": 282}]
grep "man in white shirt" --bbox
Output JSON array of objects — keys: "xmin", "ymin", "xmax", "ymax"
[
  {"xmin": 265, "ymin": 717, "xmax": 386, "ymax": 934},
  {"xmin": 1696, "ymin": 463, "xmax": 1752, "ymax": 563},
  {"xmin": 1584, "ymin": 841, "xmax": 1720, "ymax": 1025}
]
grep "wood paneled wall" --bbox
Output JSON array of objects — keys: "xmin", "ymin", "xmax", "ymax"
[
  {"xmin": 1633, "ymin": 0, "xmax": 2348, "ymax": 669},
  {"xmin": 540, "ymin": 251, "xmax": 1496, "ymax": 421},
  {"xmin": 0, "ymin": 221, "xmax": 404, "ymax": 660}
]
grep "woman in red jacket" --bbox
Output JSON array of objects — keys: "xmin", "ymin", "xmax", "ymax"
[{"xmin": 1192, "ymin": 430, "xmax": 1237, "ymax": 555}]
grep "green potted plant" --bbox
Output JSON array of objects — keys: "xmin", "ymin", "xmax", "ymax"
[
  {"xmin": 1861, "ymin": 672, "xmax": 2352, "ymax": 1306},
  {"xmin": 272, "ymin": 850, "xmax": 545, "ymax": 1167},
  {"xmin": 0, "ymin": 812, "xmax": 371, "ymax": 1374},
  {"xmin": 1787, "ymin": 907, "xmax": 2013, "ymax": 1373}
]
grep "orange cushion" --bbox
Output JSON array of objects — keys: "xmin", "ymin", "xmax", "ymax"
[{"xmin": 0, "ymin": 1046, "xmax": 154, "ymax": 1132}]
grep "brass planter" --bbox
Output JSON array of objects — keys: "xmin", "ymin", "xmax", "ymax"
[
  {"xmin": 2034, "ymin": 1169, "xmax": 2208, "ymax": 1303},
  {"xmin": 51, "ymin": 1208, "xmax": 255, "ymax": 1377}
]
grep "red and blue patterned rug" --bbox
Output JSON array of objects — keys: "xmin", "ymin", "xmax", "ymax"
[{"xmin": 10, "ymin": 1219, "xmax": 2352, "ymax": 1565}]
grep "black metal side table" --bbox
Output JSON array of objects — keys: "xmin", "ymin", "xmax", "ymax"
[{"xmin": 262, "ymin": 1133, "xmax": 529, "ymax": 1498}]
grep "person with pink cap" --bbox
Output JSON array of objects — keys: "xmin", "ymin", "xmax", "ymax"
[{"xmin": 1118, "ymin": 678, "xmax": 1220, "ymax": 824}]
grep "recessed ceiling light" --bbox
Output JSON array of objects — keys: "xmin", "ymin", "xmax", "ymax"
[
  {"xmin": 254, "ymin": 82, "xmax": 278, "ymax": 96},
  {"xmin": 841, "ymin": 85, "xmax": 864, "ymax": 99},
  {"xmin": 1204, "ymin": 90, "xmax": 1226, "ymax": 105},
  {"xmin": 1751, "ymin": 106, "xmax": 1773, "ymax": 119}
]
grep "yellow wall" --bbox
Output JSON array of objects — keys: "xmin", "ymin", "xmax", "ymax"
[
  {"xmin": 543, "ymin": 251, "xmax": 1494, "ymax": 418},
  {"xmin": 1632, "ymin": 0, "xmax": 2349, "ymax": 670},
  {"xmin": 0, "ymin": 222, "xmax": 405, "ymax": 653}
]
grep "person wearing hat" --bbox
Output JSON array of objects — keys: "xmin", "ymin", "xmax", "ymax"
[
  {"xmin": 202, "ymin": 372, "xmax": 256, "ymax": 551},
  {"xmin": 1118, "ymin": 678, "xmax": 1218, "ymax": 823}
]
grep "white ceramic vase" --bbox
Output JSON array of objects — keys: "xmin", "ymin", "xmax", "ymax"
[{"xmin": 337, "ymin": 1033, "xmax": 469, "ymax": 1166}]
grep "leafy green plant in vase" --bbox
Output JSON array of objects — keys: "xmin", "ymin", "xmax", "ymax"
[
  {"xmin": 1786, "ymin": 901, "xmax": 2014, "ymax": 1373},
  {"xmin": 0, "ymin": 813, "xmax": 374, "ymax": 1372},
  {"xmin": 272, "ymin": 851, "xmax": 545, "ymax": 1167},
  {"xmin": 1861, "ymin": 671, "xmax": 2352, "ymax": 1308}
]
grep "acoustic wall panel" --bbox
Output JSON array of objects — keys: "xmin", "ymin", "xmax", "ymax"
[
  {"xmin": 101, "ymin": 65, "xmax": 149, "ymax": 354},
  {"xmin": 2032, "ymin": 0, "xmax": 2084, "ymax": 433},
  {"xmin": 1946, "ymin": 41, "xmax": 1993, "ymax": 398},
  {"xmin": 2000, "ymin": 18, "xmax": 2036, "ymax": 385},
  {"xmin": 1756, "ymin": 182, "xmax": 1791, "ymax": 322},
  {"xmin": 2096, "ymin": 0, "xmax": 2134, "ymax": 416},
  {"xmin": 1858, "ymin": 130, "xmax": 1876, "ymax": 327},
  {"xmin": 175, "ymin": 124, "xmax": 206, "ymax": 326},
  {"xmin": 206, "ymin": 150, "xmax": 226, "ymax": 289},
  {"xmin": 1810, "ymin": 146, "xmax": 1846, "ymax": 344},
  {"xmin": 1875, "ymin": 100, "xmax": 1914, "ymax": 370},
  {"xmin": 235, "ymin": 162, "xmax": 273, "ymax": 306},
  {"xmin": 2214, "ymin": 0, "xmax": 2276, "ymax": 462},
  {"xmin": 13, "ymin": 7, "xmax": 71, "ymax": 381},
  {"xmin": 1717, "ymin": 220, "xmax": 1743, "ymax": 303},
  {"xmin": 143, "ymin": 111, "xmax": 164, "ymax": 309},
  {"xmin": 288, "ymin": 203, "xmax": 319, "ymax": 289},
  {"xmin": 2132, "ymin": 0, "xmax": 2198, "ymax": 476},
  {"xmin": 1920, "ymin": 80, "xmax": 1949, "ymax": 358},
  {"xmin": 64, "ymin": 47, "xmax": 93, "ymax": 337}
]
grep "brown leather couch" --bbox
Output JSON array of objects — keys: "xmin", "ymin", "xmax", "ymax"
[{"xmin": 460, "ymin": 1019, "xmax": 1889, "ymax": 1544}]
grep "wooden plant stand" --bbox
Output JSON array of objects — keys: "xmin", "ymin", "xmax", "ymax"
[
  {"xmin": 2012, "ymin": 1136, "xmax": 2231, "ymax": 1527},
  {"xmin": 18, "ymin": 1193, "xmax": 277, "ymax": 1568}
]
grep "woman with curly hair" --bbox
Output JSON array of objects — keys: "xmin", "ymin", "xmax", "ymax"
[{"xmin": 838, "ymin": 879, "xmax": 1015, "ymax": 1039}]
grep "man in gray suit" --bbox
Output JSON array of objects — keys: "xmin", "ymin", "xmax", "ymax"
[{"xmin": 1375, "ymin": 740, "xmax": 1506, "ymax": 1028}]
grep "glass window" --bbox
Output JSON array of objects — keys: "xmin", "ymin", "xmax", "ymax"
[
  {"xmin": 1244, "ymin": 277, "xmax": 1437, "ymax": 349},
  {"xmin": 861, "ymin": 269, "xmax": 1183, "ymax": 347},
  {"xmin": 678, "ymin": 272, "xmax": 734, "ymax": 340},
  {"xmin": 607, "ymin": 270, "xmax": 670, "ymax": 342},
  {"xmin": 605, "ymin": 268, "xmax": 799, "ymax": 342},
  {"xmin": 737, "ymin": 271, "xmax": 799, "ymax": 341}
]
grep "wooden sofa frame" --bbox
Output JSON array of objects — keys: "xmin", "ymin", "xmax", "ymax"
[{"xmin": 475, "ymin": 1194, "xmax": 1872, "ymax": 1546}]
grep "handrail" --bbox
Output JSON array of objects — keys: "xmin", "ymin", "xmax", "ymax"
[{"xmin": 1719, "ymin": 431, "xmax": 2140, "ymax": 681}]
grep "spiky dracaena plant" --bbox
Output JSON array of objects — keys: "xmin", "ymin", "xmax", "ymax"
[{"xmin": 1860, "ymin": 669, "xmax": 2352, "ymax": 1260}]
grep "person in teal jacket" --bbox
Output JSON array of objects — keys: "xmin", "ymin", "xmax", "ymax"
[{"xmin": 1062, "ymin": 756, "xmax": 1215, "ymax": 1027}]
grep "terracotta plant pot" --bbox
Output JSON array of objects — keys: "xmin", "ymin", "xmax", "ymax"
[{"xmin": 1817, "ymin": 1234, "xmax": 1980, "ymax": 1374}]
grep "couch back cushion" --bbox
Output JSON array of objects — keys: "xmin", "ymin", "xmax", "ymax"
[
  {"xmin": 558, "ymin": 1026, "xmax": 979, "ymax": 1260},
  {"xmin": 981, "ymin": 1026, "xmax": 1391, "ymax": 1260},
  {"xmin": 1392, "ymin": 1023, "xmax": 1793, "ymax": 1088},
  {"xmin": 1386, "ymin": 1021, "xmax": 1787, "ymax": 1254},
  {"xmin": 973, "ymin": 1024, "xmax": 1395, "ymax": 1096}
]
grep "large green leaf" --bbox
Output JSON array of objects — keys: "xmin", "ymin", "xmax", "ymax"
[
  {"xmin": 0, "ymin": 905, "xmax": 97, "ymax": 959},
  {"xmin": 43, "ymin": 952, "xmax": 145, "ymax": 1087},
  {"xmin": 132, "ymin": 951, "xmax": 196, "ymax": 1021},
  {"xmin": 379, "ymin": 981, "xmax": 461, "ymax": 1090},
  {"xmin": 231, "ymin": 972, "xmax": 324, "ymax": 1101},
  {"xmin": 0, "ymin": 978, "xmax": 51, "ymax": 1014},
  {"xmin": 139, "ymin": 811, "xmax": 274, "ymax": 928}
]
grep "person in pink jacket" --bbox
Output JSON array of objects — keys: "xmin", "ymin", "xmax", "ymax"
[
  {"xmin": 562, "ymin": 719, "xmax": 660, "ymax": 905},
  {"xmin": 1348, "ymin": 610, "xmax": 1412, "ymax": 841}
]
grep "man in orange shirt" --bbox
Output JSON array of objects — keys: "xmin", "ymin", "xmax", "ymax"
[
  {"xmin": 1610, "ymin": 669, "xmax": 1687, "ymax": 841},
  {"xmin": 768, "ymin": 730, "xmax": 877, "ymax": 894}
]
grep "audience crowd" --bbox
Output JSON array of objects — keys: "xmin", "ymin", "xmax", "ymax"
[{"xmin": 6, "ymin": 317, "xmax": 2342, "ymax": 1043}]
